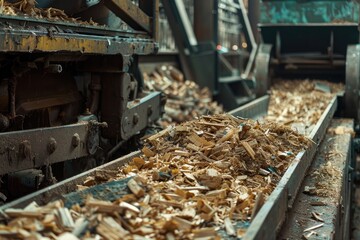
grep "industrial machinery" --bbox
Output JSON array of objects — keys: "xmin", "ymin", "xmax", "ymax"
[
  {"xmin": 0, "ymin": 0, "xmax": 358, "ymax": 239},
  {"xmin": 0, "ymin": 0, "xmax": 164, "ymax": 200},
  {"xmin": 256, "ymin": 0, "xmax": 360, "ymax": 120},
  {"xmin": 160, "ymin": 0, "xmax": 259, "ymax": 111}
]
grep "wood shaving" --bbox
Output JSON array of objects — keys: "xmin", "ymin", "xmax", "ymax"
[
  {"xmin": 0, "ymin": 114, "xmax": 310, "ymax": 239},
  {"xmin": 328, "ymin": 126, "xmax": 355, "ymax": 137},
  {"xmin": 144, "ymin": 65, "xmax": 223, "ymax": 127},
  {"xmin": 266, "ymin": 79, "xmax": 343, "ymax": 135},
  {"xmin": 0, "ymin": 0, "xmax": 99, "ymax": 25},
  {"xmin": 311, "ymin": 161, "xmax": 342, "ymax": 197}
]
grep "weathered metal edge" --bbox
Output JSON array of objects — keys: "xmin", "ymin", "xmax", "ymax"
[
  {"xmin": 279, "ymin": 119, "xmax": 353, "ymax": 239},
  {"xmin": 0, "ymin": 151, "xmax": 140, "ymax": 210},
  {"xmin": 243, "ymin": 96, "xmax": 338, "ymax": 240},
  {"xmin": 228, "ymin": 95, "xmax": 269, "ymax": 120}
]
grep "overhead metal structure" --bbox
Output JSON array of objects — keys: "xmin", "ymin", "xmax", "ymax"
[{"xmin": 162, "ymin": 0, "xmax": 266, "ymax": 110}]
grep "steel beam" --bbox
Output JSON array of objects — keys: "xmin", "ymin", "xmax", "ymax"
[
  {"xmin": 104, "ymin": 0, "xmax": 152, "ymax": 33},
  {"xmin": 0, "ymin": 31, "xmax": 156, "ymax": 55},
  {"xmin": 0, "ymin": 121, "xmax": 99, "ymax": 175}
]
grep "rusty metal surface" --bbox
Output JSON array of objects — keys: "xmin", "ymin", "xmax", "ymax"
[
  {"xmin": 0, "ymin": 30, "xmax": 157, "ymax": 55},
  {"xmin": 0, "ymin": 151, "xmax": 139, "ymax": 209},
  {"xmin": 0, "ymin": 15, "xmax": 150, "ymax": 38},
  {"xmin": 243, "ymin": 96, "xmax": 338, "ymax": 240},
  {"xmin": 0, "ymin": 121, "xmax": 94, "ymax": 175},
  {"xmin": 104, "ymin": 0, "xmax": 151, "ymax": 33},
  {"xmin": 101, "ymin": 73, "xmax": 164, "ymax": 140},
  {"xmin": 280, "ymin": 119, "xmax": 353, "ymax": 240}
]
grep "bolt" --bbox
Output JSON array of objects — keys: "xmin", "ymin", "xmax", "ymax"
[
  {"xmin": 72, "ymin": 133, "xmax": 80, "ymax": 148},
  {"xmin": 147, "ymin": 106, "xmax": 153, "ymax": 116},
  {"xmin": 19, "ymin": 140, "xmax": 31, "ymax": 159},
  {"xmin": 133, "ymin": 113, "xmax": 139, "ymax": 125},
  {"xmin": 47, "ymin": 137, "xmax": 57, "ymax": 154}
]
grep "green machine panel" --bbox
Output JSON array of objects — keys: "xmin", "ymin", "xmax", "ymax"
[{"xmin": 261, "ymin": 0, "xmax": 359, "ymax": 24}]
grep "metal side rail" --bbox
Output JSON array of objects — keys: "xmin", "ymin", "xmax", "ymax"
[
  {"xmin": 244, "ymin": 96, "xmax": 338, "ymax": 240},
  {"xmin": 279, "ymin": 119, "xmax": 353, "ymax": 240},
  {"xmin": 0, "ymin": 151, "xmax": 140, "ymax": 209},
  {"xmin": 0, "ymin": 96, "xmax": 338, "ymax": 240},
  {"xmin": 229, "ymin": 95, "xmax": 269, "ymax": 120}
]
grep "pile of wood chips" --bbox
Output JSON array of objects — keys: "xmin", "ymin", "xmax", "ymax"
[
  {"xmin": 266, "ymin": 79, "xmax": 343, "ymax": 135},
  {"xmin": 0, "ymin": 0, "xmax": 98, "ymax": 25},
  {"xmin": 0, "ymin": 114, "xmax": 311, "ymax": 239},
  {"xmin": 143, "ymin": 65, "xmax": 223, "ymax": 127}
]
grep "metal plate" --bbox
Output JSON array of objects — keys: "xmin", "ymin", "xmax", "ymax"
[
  {"xmin": 228, "ymin": 95, "xmax": 269, "ymax": 120},
  {"xmin": 345, "ymin": 45, "xmax": 360, "ymax": 120},
  {"xmin": 0, "ymin": 151, "xmax": 139, "ymax": 208},
  {"xmin": 254, "ymin": 44, "xmax": 272, "ymax": 97},
  {"xmin": 0, "ymin": 15, "xmax": 149, "ymax": 38},
  {"xmin": 0, "ymin": 30, "xmax": 157, "ymax": 55},
  {"xmin": 280, "ymin": 119, "xmax": 353, "ymax": 240},
  {"xmin": 0, "ymin": 122, "xmax": 93, "ymax": 175}
]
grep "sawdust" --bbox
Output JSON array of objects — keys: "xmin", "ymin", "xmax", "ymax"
[
  {"xmin": 0, "ymin": 114, "xmax": 311, "ymax": 239},
  {"xmin": 144, "ymin": 65, "xmax": 223, "ymax": 127},
  {"xmin": 0, "ymin": 0, "xmax": 99, "ymax": 25},
  {"xmin": 266, "ymin": 79, "xmax": 343, "ymax": 135},
  {"xmin": 311, "ymin": 161, "xmax": 342, "ymax": 197}
]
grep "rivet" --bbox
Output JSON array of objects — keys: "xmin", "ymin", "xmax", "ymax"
[
  {"xmin": 47, "ymin": 137, "xmax": 57, "ymax": 154},
  {"xmin": 72, "ymin": 133, "xmax": 80, "ymax": 148}
]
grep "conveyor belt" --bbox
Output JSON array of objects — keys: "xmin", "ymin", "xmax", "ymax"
[
  {"xmin": 280, "ymin": 119, "xmax": 353, "ymax": 240},
  {"xmin": 0, "ymin": 95, "xmax": 339, "ymax": 239}
]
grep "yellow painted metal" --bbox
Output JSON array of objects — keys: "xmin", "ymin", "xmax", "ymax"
[
  {"xmin": 0, "ymin": 34, "xmax": 155, "ymax": 55},
  {"xmin": 16, "ymin": 35, "xmax": 108, "ymax": 53}
]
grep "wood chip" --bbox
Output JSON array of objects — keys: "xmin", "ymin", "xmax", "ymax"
[
  {"xmin": 127, "ymin": 179, "xmax": 145, "ymax": 198},
  {"xmin": 4, "ymin": 209, "xmax": 42, "ymax": 218},
  {"xmin": 58, "ymin": 207, "xmax": 75, "ymax": 229},
  {"xmin": 311, "ymin": 212, "xmax": 324, "ymax": 222},
  {"xmin": 144, "ymin": 66, "xmax": 223, "ymax": 127},
  {"xmin": 224, "ymin": 217, "xmax": 236, "ymax": 236},
  {"xmin": 192, "ymin": 227, "xmax": 217, "ymax": 238},
  {"xmin": 142, "ymin": 147, "xmax": 156, "ymax": 157},
  {"xmin": 172, "ymin": 216, "xmax": 192, "ymax": 231},
  {"xmin": 303, "ymin": 223, "xmax": 324, "ymax": 232},
  {"xmin": 0, "ymin": 113, "xmax": 313, "ymax": 239},
  {"xmin": 241, "ymin": 141, "xmax": 256, "ymax": 160},
  {"xmin": 86, "ymin": 197, "xmax": 121, "ymax": 213},
  {"xmin": 119, "ymin": 202, "xmax": 140, "ymax": 214},
  {"xmin": 57, "ymin": 232, "xmax": 80, "ymax": 240},
  {"xmin": 251, "ymin": 192, "xmax": 265, "ymax": 221}
]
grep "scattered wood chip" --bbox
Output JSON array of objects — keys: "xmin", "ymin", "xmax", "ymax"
[
  {"xmin": 127, "ymin": 179, "xmax": 145, "ymax": 198},
  {"xmin": 303, "ymin": 223, "xmax": 324, "ymax": 232},
  {"xmin": 224, "ymin": 217, "xmax": 236, "ymax": 236},
  {"xmin": 311, "ymin": 212, "xmax": 324, "ymax": 222}
]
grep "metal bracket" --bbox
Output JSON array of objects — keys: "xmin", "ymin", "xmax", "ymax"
[
  {"xmin": 345, "ymin": 44, "xmax": 360, "ymax": 121},
  {"xmin": 0, "ymin": 120, "xmax": 102, "ymax": 175},
  {"xmin": 254, "ymin": 44, "xmax": 272, "ymax": 97}
]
